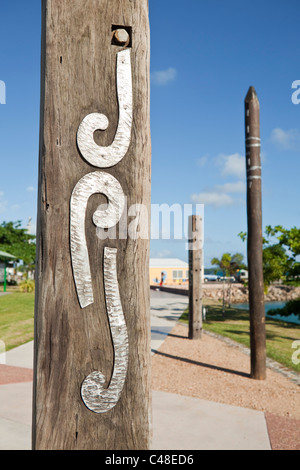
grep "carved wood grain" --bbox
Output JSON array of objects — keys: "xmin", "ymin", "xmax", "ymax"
[{"xmin": 32, "ymin": 0, "xmax": 151, "ymax": 450}]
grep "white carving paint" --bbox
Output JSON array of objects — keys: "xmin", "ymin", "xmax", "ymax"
[
  {"xmin": 70, "ymin": 171, "xmax": 125, "ymax": 308},
  {"xmin": 246, "ymin": 143, "xmax": 261, "ymax": 148},
  {"xmin": 77, "ymin": 49, "xmax": 132, "ymax": 168},
  {"xmin": 80, "ymin": 247, "xmax": 129, "ymax": 413},
  {"xmin": 70, "ymin": 48, "xmax": 132, "ymax": 413},
  {"xmin": 247, "ymin": 166, "xmax": 261, "ymax": 173}
]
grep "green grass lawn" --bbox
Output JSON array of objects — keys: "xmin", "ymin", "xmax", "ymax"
[
  {"xmin": 0, "ymin": 292, "xmax": 35, "ymax": 351},
  {"xmin": 181, "ymin": 299, "xmax": 300, "ymax": 373}
]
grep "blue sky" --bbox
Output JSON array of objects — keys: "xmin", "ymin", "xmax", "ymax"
[{"xmin": 0, "ymin": 0, "xmax": 299, "ymax": 268}]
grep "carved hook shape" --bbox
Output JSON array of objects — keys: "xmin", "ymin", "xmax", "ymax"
[
  {"xmin": 81, "ymin": 247, "xmax": 129, "ymax": 413},
  {"xmin": 77, "ymin": 49, "xmax": 132, "ymax": 168}
]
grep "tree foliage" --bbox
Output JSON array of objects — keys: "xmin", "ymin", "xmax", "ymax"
[
  {"xmin": 238, "ymin": 225, "xmax": 300, "ymax": 286},
  {"xmin": 265, "ymin": 225, "xmax": 300, "ymax": 277},
  {"xmin": 265, "ymin": 225, "xmax": 300, "ymax": 257},
  {"xmin": 262, "ymin": 244, "xmax": 289, "ymax": 287},
  {"xmin": 211, "ymin": 252, "xmax": 246, "ymax": 276},
  {"xmin": 211, "ymin": 252, "xmax": 246, "ymax": 310},
  {"xmin": 0, "ymin": 221, "xmax": 36, "ymax": 267}
]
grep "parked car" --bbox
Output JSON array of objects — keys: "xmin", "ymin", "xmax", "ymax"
[
  {"xmin": 219, "ymin": 276, "xmax": 237, "ymax": 283},
  {"xmin": 203, "ymin": 274, "xmax": 220, "ymax": 282}
]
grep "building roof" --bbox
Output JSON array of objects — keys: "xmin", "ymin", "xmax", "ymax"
[
  {"xmin": 0, "ymin": 251, "xmax": 16, "ymax": 260},
  {"xmin": 150, "ymin": 258, "xmax": 188, "ymax": 268}
]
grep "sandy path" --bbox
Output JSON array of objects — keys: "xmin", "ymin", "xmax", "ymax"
[{"xmin": 152, "ymin": 322, "xmax": 300, "ymax": 450}]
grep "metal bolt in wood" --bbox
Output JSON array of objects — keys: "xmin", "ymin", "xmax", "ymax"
[{"xmin": 113, "ymin": 28, "xmax": 130, "ymax": 46}]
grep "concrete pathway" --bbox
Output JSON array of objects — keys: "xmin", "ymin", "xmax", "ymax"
[
  {"xmin": 0, "ymin": 290, "xmax": 271, "ymax": 450},
  {"xmin": 152, "ymin": 390, "xmax": 270, "ymax": 450},
  {"xmin": 0, "ymin": 382, "xmax": 32, "ymax": 450},
  {"xmin": 150, "ymin": 288, "xmax": 188, "ymax": 354}
]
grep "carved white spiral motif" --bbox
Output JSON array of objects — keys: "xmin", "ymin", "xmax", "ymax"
[
  {"xmin": 77, "ymin": 49, "xmax": 132, "ymax": 168},
  {"xmin": 70, "ymin": 48, "xmax": 132, "ymax": 413},
  {"xmin": 70, "ymin": 171, "xmax": 125, "ymax": 309}
]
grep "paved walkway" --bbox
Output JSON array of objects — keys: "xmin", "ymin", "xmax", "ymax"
[
  {"xmin": 0, "ymin": 290, "xmax": 272, "ymax": 450},
  {"xmin": 150, "ymin": 288, "xmax": 189, "ymax": 354}
]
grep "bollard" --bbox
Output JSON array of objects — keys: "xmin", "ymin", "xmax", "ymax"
[{"xmin": 188, "ymin": 215, "xmax": 203, "ymax": 339}]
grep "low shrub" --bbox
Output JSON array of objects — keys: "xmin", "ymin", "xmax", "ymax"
[{"xmin": 19, "ymin": 280, "xmax": 35, "ymax": 293}]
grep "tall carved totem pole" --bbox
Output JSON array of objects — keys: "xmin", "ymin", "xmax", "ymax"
[
  {"xmin": 32, "ymin": 0, "xmax": 152, "ymax": 450},
  {"xmin": 245, "ymin": 86, "xmax": 266, "ymax": 381}
]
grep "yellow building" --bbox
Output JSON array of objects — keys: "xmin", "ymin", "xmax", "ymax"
[{"xmin": 149, "ymin": 258, "xmax": 189, "ymax": 287}]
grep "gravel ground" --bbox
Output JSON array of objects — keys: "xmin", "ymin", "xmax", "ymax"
[{"xmin": 152, "ymin": 323, "xmax": 300, "ymax": 450}]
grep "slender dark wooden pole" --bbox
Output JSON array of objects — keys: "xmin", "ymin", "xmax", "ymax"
[
  {"xmin": 245, "ymin": 86, "xmax": 266, "ymax": 380},
  {"xmin": 188, "ymin": 215, "xmax": 203, "ymax": 339},
  {"xmin": 32, "ymin": 0, "xmax": 152, "ymax": 450}
]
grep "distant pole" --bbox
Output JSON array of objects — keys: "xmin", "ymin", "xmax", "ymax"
[
  {"xmin": 188, "ymin": 215, "xmax": 203, "ymax": 339},
  {"xmin": 3, "ymin": 264, "xmax": 6, "ymax": 293},
  {"xmin": 222, "ymin": 279, "xmax": 225, "ymax": 318},
  {"xmin": 245, "ymin": 86, "xmax": 266, "ymax": 380}
]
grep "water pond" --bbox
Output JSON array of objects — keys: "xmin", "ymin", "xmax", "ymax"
[{"xmin": 234, "ymin": 301, "xmax": 300, "ymax": 325}]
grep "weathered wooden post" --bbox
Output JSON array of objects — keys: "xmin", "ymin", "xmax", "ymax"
[
  {"xmin": 245, "ymin": 86, "xmax": 266, "ymax": 380},
  {"xmin": 3, "ymin": 263, "xmax": 7, "ymax": 293},
  {"xmin": 188, "ymin": 215, "xmax": 203, "ymax": 339},
  {"xmin": 32, "ymin": 0, "xmax": 152, "ymax": 450}
]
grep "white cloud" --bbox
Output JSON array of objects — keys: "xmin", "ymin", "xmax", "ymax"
[
  {"xmin": 26, "ymin": 186, "xmax": 35, "ymax": 192},
  {"xmin": 151, "ymin": 68, "xmax": 177, "ymax": 86},
  {"xmin": 216, "ymin": 153, "xmax": 245, "ymax": 179},
  {"xmin": 191, "ymin": 179, "xmax": 245, "ymax": 208},
  {"xmin": 191, "ymin": 152, "xmax": 247, "ymax": 208},
  {"xmin": 191, "ymin": 192, "xmax": 234, "ymax": 207},
  {"xmin": 215, "ymin": 181, "xmax": 246, "ymax": 193},
  {"xmin": 270, "ymin": 127, "xmax": 300, "ymax": 150},
  {"xmin": 197, "ymin": 155, "xmax": 208, "ymax": 168}
]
